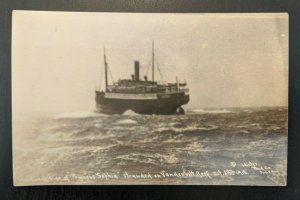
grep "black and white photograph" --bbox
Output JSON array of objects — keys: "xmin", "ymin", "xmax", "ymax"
[{"xmin": 12, "ymin": 11, "xmax": 288, "ymax": 186}]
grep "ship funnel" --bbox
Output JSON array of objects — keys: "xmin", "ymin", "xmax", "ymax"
[{"xmin": 134, "ymin": 61, "xmax": 140, "ymax": 81}]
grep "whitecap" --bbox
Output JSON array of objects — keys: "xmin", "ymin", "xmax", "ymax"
[
  {"xmin": 110, "ymin": 126, "xmax": 137, "ymax": 131},
  {"xmin": 54, "ymin": 111, "xmax": 106, "ymax": 119},
  {"xmin": 168, "ymin": 122, "xmax": 181, "ymax": 126},
  {"xmin": 193, "ymin": 108, "xmax": 233, "ymax": 114},
  {"xmin": 116, "ymin": 153, "xmax": 160, "ymax": 166},
  {"xmin": 115, "ymin": 119, "xmax": 137, "ymax": 125},
  {"xmin": 158, "ymin": 154, "xmax": 179, "ymax": 164},
  {"xmin": 94, "ymin": 123, "xmax": 102, "ymax": 128},
  {"xmin": 156, "ymin": 125, "xmax": 217, "ymax": 133},
  {"xmin": 238, "ymin": 130, "xmax": 250, "ymax": 134},
  {"xmin": 122, "ymin": 109, "xmax": 139, "ymax": 116},
  {"xmin": 177, "ymin": 142, "xmax": 216, "ymax": 153}
]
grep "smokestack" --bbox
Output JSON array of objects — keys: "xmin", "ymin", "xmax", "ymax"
[{"xmin": 134, "ymin": 61, "xmax": 139, "ymax": 81}]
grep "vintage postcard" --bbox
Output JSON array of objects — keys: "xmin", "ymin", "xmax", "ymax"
[{"xmin": 12, "ymin": 11, "xmax": 288, "ymax": 186}]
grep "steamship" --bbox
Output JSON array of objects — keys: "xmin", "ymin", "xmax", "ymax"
[{"xmin": 95, "ymin": 43, "xmax": 189, "ymax": 114}]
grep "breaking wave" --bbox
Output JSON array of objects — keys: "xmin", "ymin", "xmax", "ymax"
[
  {"xmin": 122, "ymin": 110, "xmax": 139, "ymax": 116},
  {"xmin": 156, "ymin": 125, "xmax": 217, "ymax": 133},
  {"xmin": 115, "ymin": 119, "xmax": 137, "ymax": 125},
  {"xmin": 54, "ymin": 111, "xmax": 106, "ymax": 119},
  {"xmin": 192, "ymin": 108, "xmax": 233, "ymax": 114}
]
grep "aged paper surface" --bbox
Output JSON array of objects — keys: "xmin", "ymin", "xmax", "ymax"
[{"xmin": 12, "ymin": 11, "xmax": 288, "ymax": 186}]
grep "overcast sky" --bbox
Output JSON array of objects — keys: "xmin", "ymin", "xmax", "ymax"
[{"xmin": 12, "ymin": 11, "xmax": 288, "ymax": 113}]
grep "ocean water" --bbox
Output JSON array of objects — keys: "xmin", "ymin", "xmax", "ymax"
[{"xmin": 13, "ymin": 107, "xmax": 288, "ymax": 186}]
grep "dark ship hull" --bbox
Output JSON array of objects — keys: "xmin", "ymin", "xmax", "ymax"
[{"xmin": 95, "ymin": 91, "xmax": 189, "ymax": 115}]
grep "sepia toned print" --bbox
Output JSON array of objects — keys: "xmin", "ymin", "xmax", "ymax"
[{"xmin": 12, "ymin": 11, "xmax": 288, "ymax": 186}]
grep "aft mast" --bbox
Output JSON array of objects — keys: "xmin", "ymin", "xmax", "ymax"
[{"xmin": 104, "ymin": 48, "xmax": 108, "ymax": 92}]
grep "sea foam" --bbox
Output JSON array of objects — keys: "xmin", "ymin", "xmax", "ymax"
[
  {"xmin": 193, "ymin": 108, "xmax": 233, "ymax": 114},
  {"xmin": 122, "ymin": 109, "xmax": 139, "ymax": 116},
  {"xmin": 115, "ymin": 119, "xmax": 137, "ymax": 125},
  {"xmin": 54, "ymin": 111, "xmax": 106, "ymax": 119}
]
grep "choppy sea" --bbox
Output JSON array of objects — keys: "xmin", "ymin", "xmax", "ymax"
[{"xmin": 13, "ymin": 107, "xmax": 287, "ymax": 186}]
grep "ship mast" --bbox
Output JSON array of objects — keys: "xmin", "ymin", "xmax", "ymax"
[
  {"xmin": 152, "ymin": 41, "xmax": 154, "ymax": 82},
  {"xmin": 104, "ymin": 48, "xmax": 108, "ymax": 92}
]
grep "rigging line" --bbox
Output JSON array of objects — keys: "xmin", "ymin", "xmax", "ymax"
[
  {"xmin": 155, "ymin": 59, "xmax": 164, "ymax": 81},
  {"xmin": 98, "ymin": 66, "xmax": 102, "ymax": 91},
  {"xmin": 152, "ymin": 46, "xmax": 164, "ymax": 81},
  {"xmin": 107, "ymin": 64, "xmax": 115, "ymax": 84}
]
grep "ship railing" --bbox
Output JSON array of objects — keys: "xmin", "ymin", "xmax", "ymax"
[{"xmin": 177, "ymin": 88, "xmax": 189, "ymax": 93}]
